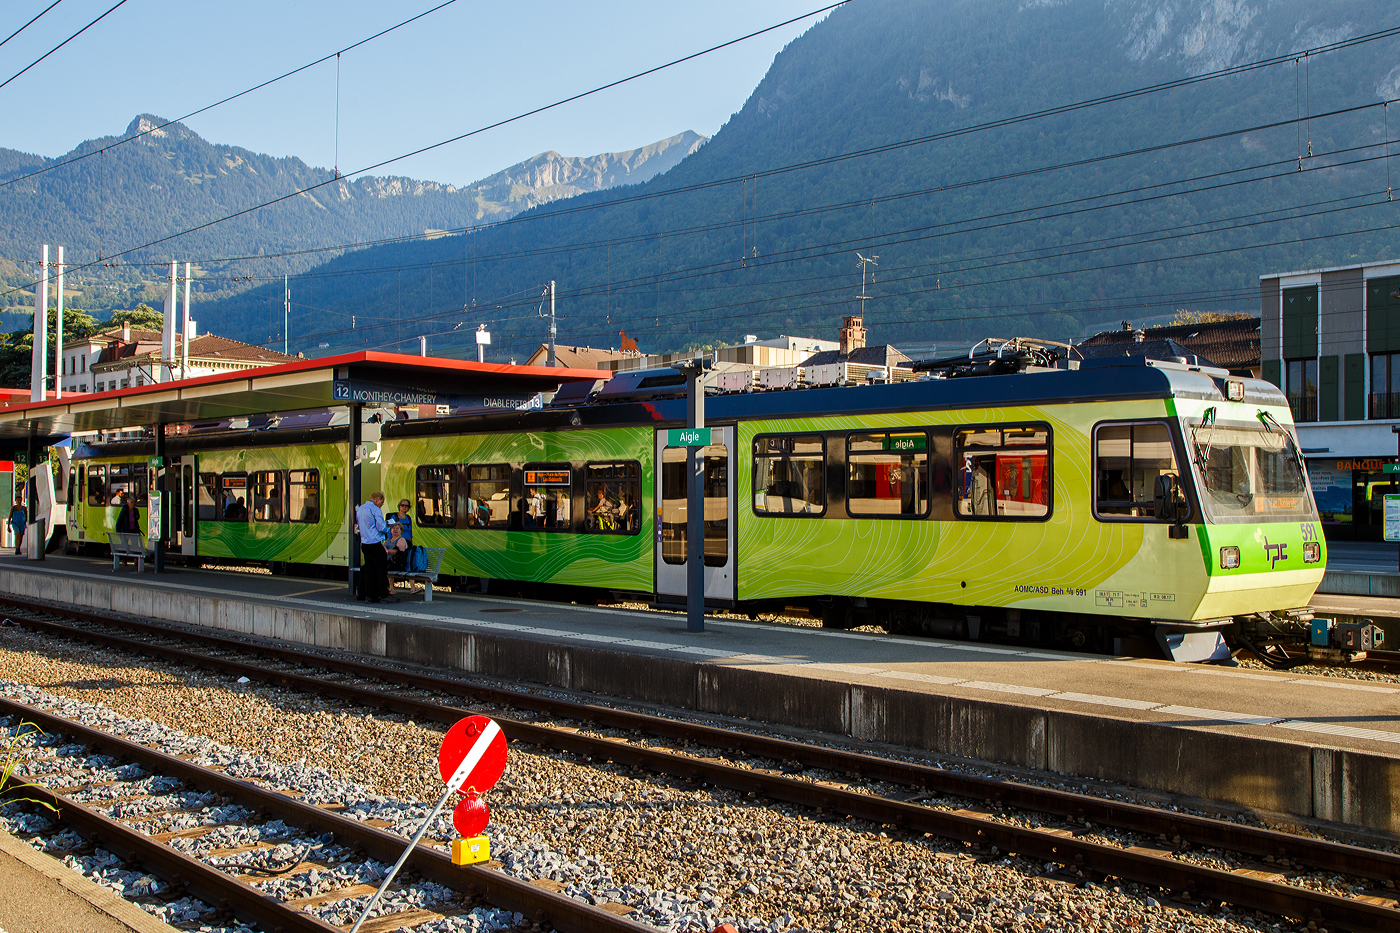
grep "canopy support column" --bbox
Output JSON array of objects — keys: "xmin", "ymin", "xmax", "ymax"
[
  {"xmin": 348, "ymin": 403, "xmax": 362, "ymax": 597},
  {"xmin": 153, "ymin": 424, "xmax": 165, "ymax": 574}
]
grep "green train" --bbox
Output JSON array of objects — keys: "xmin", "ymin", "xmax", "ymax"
[{"xmin": 67, "ymin": 351, "xmax": 1327, "ymax": 660}]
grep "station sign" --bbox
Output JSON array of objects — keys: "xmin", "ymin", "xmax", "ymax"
[
  {"xmin": 1386, "ymin": 495, "xmax": 1400, "ymax": 543},
  {"xmin": 1384, "ymin": 464, "xmax": 1400, "ymax": 474},
  {"xmin": 668, "ymin": 428, "xmax": 712, "ymax": 447},
  {"xmin": 331, "ymin": 378, "xmax": 542, "ymax": 412},
  {"xmin": 885, "ymin": 435, "xmax": 926, "ymax": 451}
]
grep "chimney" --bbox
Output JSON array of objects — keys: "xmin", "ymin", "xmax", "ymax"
[
  {"xmin": 122, "ymin": 322, "xmax": 131, "ymax": 342},
  {"xmin": 1134, "ymin": 329, "xmax": 1145, "ymax": 343},
  {"xmin": 1121, "ymin": 321, "xmax": 1132, "ymax": 332},
  {"xmin": 840, "ymin": 316, "xmax": 867, "ymax": 356}
]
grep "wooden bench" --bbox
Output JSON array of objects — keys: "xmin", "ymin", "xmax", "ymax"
[
  {"xmin": 108, "ymin": 531, "xmax": 152, "ymax": 572},
  {"xmin": 388, "ymin": 547, "xmax": 447, "ymax": 601}
]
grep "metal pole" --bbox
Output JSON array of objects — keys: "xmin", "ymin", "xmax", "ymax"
[
  {"xmin": 419, "ymin": 335, "xmax": 426, "ymax": 357},
  {"xmin": 181, "ymin": 262, "xmax": 191, "ymax": 379},
  {"xmin": 54, "ymin": 246, "xmax": 63, "ymax": 399},
  {"xmin": 349, "ymin": 403, "xmax": 362, "ymax": 597},
  {"xmin": 31, "ymin": 245, "xmax": 48, "ymax": 402},
  {"xmin": 165, "ymin": 261, "xmax": 176, "ymax": 380},
  {"xmin": 686, "ymin": 367, "xmax": 706, "ymax": 633},
  {"xmin": 283, "ymin": 275, "xmax": 290, "ymax": 357},
  {"xmin": 25, "ymin": 432, "xmax": 39, "ymax": 561},
  {"xmin": 547, "ymin": 280, "xmax": 556, "ymax": 367}
]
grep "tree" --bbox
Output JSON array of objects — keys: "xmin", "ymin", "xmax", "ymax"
[
  {"xmin": 107, "ymin": 305, "xmax": 165, "ymax": 332},
  {"xmin": 1168, "ymin": 310, "xmax": 1255, "ymax": 326}
]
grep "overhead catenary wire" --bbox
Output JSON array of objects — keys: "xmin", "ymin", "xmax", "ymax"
[
  {"xmin": 0, "ymin": 0, "xmax": 128, "ymax": 93},
  {"xmin": 0, "ymin": 0, "xmax": 849, "ymax": 299},
  {"xmin": 0, "ymin": 0, "xmax": 465, "ymax": 192},
  {"xmin": 0, "ymin": 0, "xmax": 64, "ymax": 50}
]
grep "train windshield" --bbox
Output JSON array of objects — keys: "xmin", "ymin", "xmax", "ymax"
[{"xmin": 1187, "ymin": 414, "xmax": 1315, "ymax": 522}]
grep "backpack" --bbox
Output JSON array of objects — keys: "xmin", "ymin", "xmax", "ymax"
[{"xmin": 408, "ymin": 545, "xmax": 428, "ymax": 573}]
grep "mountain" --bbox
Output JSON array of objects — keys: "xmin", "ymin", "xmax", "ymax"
[
  {"xmin": 0, "ymin": 117, "xmax": 706, "ymax": 318},
  {"xmin": 192, "ymin": 0, "xmax": 1400, "ymax": 361}
]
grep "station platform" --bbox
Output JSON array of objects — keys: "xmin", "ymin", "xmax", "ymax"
[
  {"xmin": 0, "ymin": 823, "xmax": 177, "ymax": 933},
  {"xmin": 2, "ymin": 553, "xmax": 1399, "ymax": 835},
  {"xmin": 1318, "ymin": 541, "xmax": 1400, "ymax": 598}
]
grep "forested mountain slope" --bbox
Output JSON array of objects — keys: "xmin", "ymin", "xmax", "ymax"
[{"xmin": 200, "ymin": 0, "xmax": 1400, "ymax": 360}]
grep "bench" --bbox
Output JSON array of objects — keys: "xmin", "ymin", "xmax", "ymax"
[
  {"xmin": 388, "ymin": 547, "xmax": 447, "ymax": 601},
  {"xmin": 108, "ymin": 531, "xmax": 152, "ymax": 572}
]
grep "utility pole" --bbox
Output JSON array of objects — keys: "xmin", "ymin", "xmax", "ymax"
[
  {"xmin": 164, "ymin": 261, "xmax": 177, "ymax": 381},
  {"xmin": 30, "ymin": 245, "xmax": 48, "ymax": 402},
  {"xmin": 476, "ymin": 324, "xmax": 490, "ymax": 363},
  {"xmin": 547, "ymin": 280, "xmax": 557, "ymax": 367},
  {"xmin": 54, "ymin": 246, "xmax": 64, "ymax": 399},
  {"xmin": 181, "ymin": 262, "xmax": 191, "ymax": 380},
  {"xmin": 283, "ymin": 275, "xmax": 290, "ymax": 357},
  {"xmin": 856, "ymin": 252, "xmax": 879, "ymax": 316}
]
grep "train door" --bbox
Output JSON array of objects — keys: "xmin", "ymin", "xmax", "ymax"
[
  {"xmin": 177, "ymin": 455, "xmax": 197, "ymax": 556},
  {"xmin": 654, "ymin": 425, "xmax": 736, "ymax": 605},
  {"xmin": 70, "ymin": 465, "xmax": 84, "ymax": 542}
]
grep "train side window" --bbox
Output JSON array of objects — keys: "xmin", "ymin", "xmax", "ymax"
[
  {"xmin": 218, "ymin": 473, "xmax": 248, "ymax": 521},
  {"xmin": 87, "ymin": 465, "xmax": 105, "ymax": 507},
  {"xmin": 1094, "ymin": 422, "xmax": 1180, "ymax": 520},
  {"xmin": 197, "ymin": 472, "xmax": 218, "ymax": 521},
  {"xmin": 107, "ymin": 463, "xmax": 132, "ymax": 506},
  {"xmin": 130, "ymin": 463, "xmax": 148, "ymax": 507},
  {"xmin": 288, "ymin": 470, "xmax": 320, "ymax": 524},
  {"xmin": 954, "ymin": 425, "xmax": 1052, "ymax": 520},
  {"xmin": 585, "ymin": 461, "xmax": 641, "ymax": 534},
  {"xmin": 522, "ymin": 463, "xmax": 572, "ymax": 532},
  {"xmin": 847, "ymin": 432, "xmax": 930, "ymax": 518},
  {"xmin": 67, "ymin": 468, "xmax": 76, "ymax": 507},
  {"xmin": 416, "ymin": 465, "xmax": 456, "ymax": 527},
  {"xmin": 753, "ymin": 435, "xmax": 825, "ymax": 515},
  {"xmin": 465, "ymin": 464, "xmax": 511, "ymax": 529},
  {"xmin": 252, "ymin": 471, "xmax": 283, "ymax": 523}
]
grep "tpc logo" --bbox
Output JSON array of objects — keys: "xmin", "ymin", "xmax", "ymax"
[{"xmin": 1262, "ymin": 536, "xmax": 1287, "ymax": 569}]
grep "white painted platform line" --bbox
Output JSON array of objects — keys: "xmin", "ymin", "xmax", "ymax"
[
  {"xmin": 872, "ymin": 670, "xmax": 965, "ymax": 686},
  {"xmin": 1272, "ymin": 720, "xmax": 1400, "ymax": 744},
  {"xmin": 1284, "ymin": 678, "xmax": 1398, "ymax": 695},
  {"xmin": 1048, "ymin": 692, "xmax": 1159, "ymax": 711},
  {"xmin": 1152, "ymin": 706, "xmax": 1284, "ymax": 726},
  {"xmin": 958, "ymin": 681, "xmax": 1059, "ymax": 697}
]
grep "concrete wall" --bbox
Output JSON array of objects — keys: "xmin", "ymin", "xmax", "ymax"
[{"xmin": 5, "ymin": 566, "xmax": 1397, "ymax": 834}]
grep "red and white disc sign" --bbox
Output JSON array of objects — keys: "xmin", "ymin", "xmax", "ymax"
[{"xmin": 437, "ymin": 716, "xmax": 507, "ymax": 796}]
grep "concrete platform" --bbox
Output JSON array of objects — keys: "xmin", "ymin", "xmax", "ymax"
[
  {"xmin": 0, "ymin": 828, "xmax": 177, "ymax": 933},
  {"xmin": 3, "ymin": 554, "xmax": 1400, "ymax": 834},
  {"xmin": 1317, "ymin": 541, "xmax": 1400, "ymax": 597}
]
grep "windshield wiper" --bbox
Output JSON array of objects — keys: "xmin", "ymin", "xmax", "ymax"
[
  {"xmin": 1258, "ymin": 409, "xmax": 1307, "ymax": 472},
  {"xmin": 1192, "ymin": 407, "xmax": 1218, "ymax": 489}
]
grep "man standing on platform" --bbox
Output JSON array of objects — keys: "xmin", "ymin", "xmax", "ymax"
[{"xmin": 356, "ymin": 491, "xmax": 395, "ymax": 604}]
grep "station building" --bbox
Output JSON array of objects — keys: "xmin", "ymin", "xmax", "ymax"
[{"xmin": 1259, "ymin": 257, "xmax": 1400, "ymax": 540}]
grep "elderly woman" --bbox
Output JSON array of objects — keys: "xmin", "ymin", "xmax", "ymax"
[{"xmin": 384, "ymin": 519, "xmax": 410, "ymax": 571}]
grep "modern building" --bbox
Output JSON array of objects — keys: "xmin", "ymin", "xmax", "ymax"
[
  {"xmin": 601, "ymin": 333, "xmax": 840, "ymax": 373},
  {"xmin": 1259, "ymin": 257, "xmax": 1400, "ymax": 539}
]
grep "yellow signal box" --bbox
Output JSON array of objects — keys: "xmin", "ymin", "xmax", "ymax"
[{"xmin": 451, "ymin": 835, "xmax": 491, "ymax": 865}]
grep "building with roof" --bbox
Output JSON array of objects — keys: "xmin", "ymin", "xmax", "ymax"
[
  {"xmin": 598, "ymin": 333, "xmax": 840, "ymax": 373},
  {"xmin": 523, "ymin": 343, "xmax": 640, "ymax": 370},
  {"xmin": 61, "ymin": 323, "xmax": 298, "ymax": 395},
  {"xmin": 1077, "ymin": 318, "xmax": 1261, "ymax": 376},
  {"xmin": 798, "ymin": 316, "xmax": 910, "ymax": 370}
]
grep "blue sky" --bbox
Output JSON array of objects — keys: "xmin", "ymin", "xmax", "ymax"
[{"xmin": 0, "ymin": 0, "xmax": 831, "ymax": 185}]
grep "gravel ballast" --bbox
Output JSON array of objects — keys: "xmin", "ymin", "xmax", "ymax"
[{"xmin": 0, "ymin": 621, "xmax": 1326, "ymax": 932}]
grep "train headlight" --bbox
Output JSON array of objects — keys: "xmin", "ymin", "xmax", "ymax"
[
  {"xmin": 1303, "ymin": 541, "xmax": 1321, "ymax": 564},
  {"xmin": 1219, "ymin": 546, "xmax": 1240, "ymax": 569}
]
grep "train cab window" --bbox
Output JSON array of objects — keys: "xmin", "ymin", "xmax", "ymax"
[
  {"xmin": 585, "ymin": 461, "xmax": 641, "ymax": 534},
  {"xmin": 416, "ymin": 465, "xmax": 456, "ymax": 527},
  {"xmin": 522, "ymin": 463, "xmax": 572, "ymax": 532},
  {"xmin": 847, "ymin": 432, "xmax": 930, "ymax": 517},
  {"xmin": 252, "ymin": 471, "xmax": 283, "ymax": 523},
  {"xmin": 288, "ymin": 470, "xmax": 320, "ymax": 524},
  {"xmin": 466, "ymin": 464, "xmax": 510, "ymax": 529},
  {"xmin": 218, "ymin": 473, "xmax": 249, "ymax": 521},
  {"xmin": 87, "ymin": 466, "xmax": 105, "ymax": 507},
  {"xmin": 197, "ymin": 472, "xmax": 218, "ymax": 521},
  {"xmin": 955, "ymin": 425, "xmax": 1051, "ymax": 520},
  {"xmin": 752, "ymin": 435, "xmax": 825, "ymax": 515},
  {"xmin": 1094, "ymin": 422, "xmax": 1181, "ymax": 520}
]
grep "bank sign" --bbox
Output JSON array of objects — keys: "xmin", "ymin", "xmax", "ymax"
[{"xmin": 332, "ymin": 379, "xmax": 542, "ymax": 412}]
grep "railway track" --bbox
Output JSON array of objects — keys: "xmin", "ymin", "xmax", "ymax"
[
  {"xmin": 3, "ymin": 594, "xmax": 1400, "ymax": 932},
  {"xmin": 0, "ymin": 695, "xmax": 651, "ymax": 933}
]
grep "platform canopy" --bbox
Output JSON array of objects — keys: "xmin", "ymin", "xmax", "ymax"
[{"xmin": 0, "ymin": 351, "xmax": 608, "ymax": 444}]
